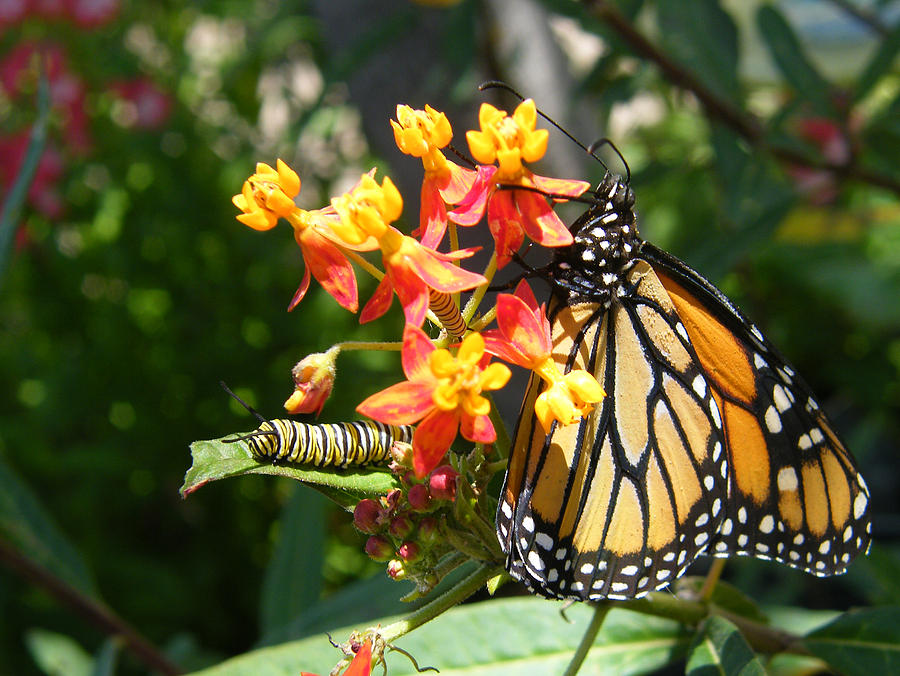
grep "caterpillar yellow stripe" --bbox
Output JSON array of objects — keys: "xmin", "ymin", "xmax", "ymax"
[{"xmin": 244, "ymin": 419, "xmax": 414, "ymax": 468}]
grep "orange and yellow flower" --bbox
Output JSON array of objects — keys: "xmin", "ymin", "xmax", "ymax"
[
  {"xmin": 233, "ymin": 160, "xmax": 373, "ymax": 313},
  {"xmin": 483, "ymin": 281, "xmax": 605, "ymax": 431},
  {"xmin": 332, "ymin": 171, "xmax": 486, "ymax": 327},
  {"xmin": 358, "ymin": 325, "xmax": 510, "ymax": 477},
  {"xmin": 451, "ymin": 100, "xmax": 590, "ymax": 268},
  {"xmin": 391, "ymin": 104, "xmax": 476, "ymax": 248}
]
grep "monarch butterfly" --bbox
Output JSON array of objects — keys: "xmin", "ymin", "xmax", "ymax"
[
  {"xmin": 220, "ymin": 383, "xmax": 413, "ymax": 468},
  {"xmin": 238, "ymin": 418, "xmax": 414, "ymax": 468},
  {"xmin": 497, "ymin": 172, "xmax": 871, "ymax": 601}
]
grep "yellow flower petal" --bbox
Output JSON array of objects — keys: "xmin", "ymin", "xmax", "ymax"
[
  {"xmin": 479, "ymin": 362, "xmax": 511, "ymax": 390},
  {"xmin": 457, "ymin": 332, "xmax": 485, "ymax": 365}
]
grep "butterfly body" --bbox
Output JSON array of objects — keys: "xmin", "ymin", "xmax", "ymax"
[{"xmin": 498, "ymin": 174, "xmax": 871, "ymax": 601}]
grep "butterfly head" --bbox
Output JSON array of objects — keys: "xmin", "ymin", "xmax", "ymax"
[{"xmin": 549, "ymin": 173, "xmax": 640, "ymax": 307}]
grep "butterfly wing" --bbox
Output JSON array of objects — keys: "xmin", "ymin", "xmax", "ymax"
[
  {"xmin": 642, "ymin": 243, "xmax": 872, "ymax": 575},
  {"xmin": 498, "ymin": 259, "xmax": 728, "ymax": 600}
]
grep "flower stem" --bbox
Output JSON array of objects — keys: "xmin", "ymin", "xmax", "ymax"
[
  {"xmin": 380, "ymin": 563, "xmax": 500, "ymax": 644},
  {"xmin": 336, "ymin": 340, "xmax": 402, "ymax": 351},
  {"xmin": 342, "ymin": 248, "xmax": 384, "ymax": 281},
  {"xmin": 463, "ymin": 251, "xmax": 497, "ymax": 323},
  {"xmin": 562, "ymin": 602, "xmax": 611, "ymax": 676}
]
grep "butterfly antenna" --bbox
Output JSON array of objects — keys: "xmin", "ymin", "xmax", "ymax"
[
  {"xmin": 220, "ymin": 380, "xmax": 266, "ymax": 424},
  {"xmin": 479, "ymin": 80, "xmax": 611, "ymax": 173},
  {"xmin": 587, "ymin": 137, "xmax": 631, "ymax": 184}
]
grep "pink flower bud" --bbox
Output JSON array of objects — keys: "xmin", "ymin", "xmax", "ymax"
[
  {"xmin": 353, "ymin": 499, "xmax": 382, "ymax": 533},
  {"xmin": 389, "ymin": 514, "xmax": 415, "ymax": 539},
  {"xmin": 398, "ymin": 541, "xmax": 421, "ymax": 563},
  {"xmin": 365, "ymin": 535, "xmax": 393, "ymax": 561},
  {"xmin": 407, "ymin": 483, "xmax": 432, "ymax": 512},
  {"xmin": 429, "ymin": 465, "xmax": 459, "ymax": 501}
]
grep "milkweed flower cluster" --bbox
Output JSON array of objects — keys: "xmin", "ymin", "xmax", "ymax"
[
  {"xmin": 232, "ymin": 99, "xmax": 603, "ymax": 478},
  {"xmin": 232, "ymin": 97, "xmax": 605, "ymax": 675}
]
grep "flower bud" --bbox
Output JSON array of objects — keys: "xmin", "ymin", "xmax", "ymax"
[
  {"xmin": 407, "ymin": 483, "xmax": 432, "ymax": 512},
  {"xmin": 365, "ymin": 535, "xmax": 393, "ymax": 561},
  {"xmin": 390, "ymin": 440, "xmax": 414, "ymax": 467},
  {"xmin": 353, "ymin": 499, "xmax": 382, "ymax": 534},
  {"xmin": 389, "ymin": 513, "xmax": 415, "ymax": 540},
  {"xmin": 283, "ymin": 347, "xmax": 339, "ymax": 416},
  {"xmin": 417, "ymin": 516, "xmax": 440, "ymax": 545},
  {"xmin": 387, "ymin": 558, "xmax": 406, "ymax": 580},
  {"xmin": 382, "ymin": 488, "xmax": 403, "ymax": 513},
  {"xmin": 429, "ymin": 465, "xmax": 459, "ymax": 501},
  {"xmin": 398, "ymin": 541, "xmax": 421, "ymax": 563}
]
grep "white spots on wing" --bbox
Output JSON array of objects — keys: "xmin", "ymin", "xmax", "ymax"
[
  {"xmin": 710, "ymin": 399, "xmax": 722, "ymax": 429},
  {"xmin": 580, "ymin": 563, "xmax": 594, "ymax": 575},
  {"xmin": 692, "ymin": 375, "xmax": 706, "ymax": 398},
  {"xmin": 765, "ymin": 405, "xmax": 782, "ymax": 434},
  {"xmin": 601, "ymin": 212, "xmax": 618, "ymax": 224},
  {"xmin": 521, "ymin": 516, "xmax": 534, "ymax": 532},
  {"xmin": 753, "ymin": 353, "xmax": 768, "ymax": 369},
  {"xmin": 793, "ymin": 533, "xmax": 805, "ymax": 545},
  {"xmin": 738, "ymin": 507, "xmax": 748, "ymax": 524},
  {"xmin": 555, "ymin": 548, "xmax": 567, "ymax": 560},
  {"xmin": 773, "ymin": 384, "xmax": 791, "ymax": 412},
  {"xmin": 854, "ymin": 491, "xmax": 868, "ymax": 519},
  {"xmin": 720, "ymin": 518, "xmax": 733, "ymax": 536},
  {"xmin": 582, "ymin": 250, "xmax": 596, "ymax": 262},
  {"xmin": 695, "ymin": 532, "xmax": 709, "ymax": 547},
  {"xmin": 712, "ymin": 499, "xmax": 722, "ymax": 517},
  {"xmin": 809, "ymin": 427, "xmax": 824, "ymax": 444},
  {"xmin": 535, "ymin": 532, "xmax": 554, "ymax": 550},
  {"xmin": 777, "ymin": 467, "xmax": 798, "ymax": 492},
  {"xmin": 759, "ymin": 515, "xmax": 775, "ymax": 534},
  {"xmin": 750, "ymin": 324, "xmax": 765, "ymax": 343},
  {"xmin": 819, "ymin": 540, "xmax": 831, "ymax": 555},
  {"xmin": 695, "ymin": 513, "xmax": 709, "ymax": 527},
  {"xmin": 527, "ymin": 551, "xmax": 545, "ymax": 571},
  {"xmin": 798, "ymin": 433, "xmax": 813, "ymax": 450},
  {"xmin": 704, "ymin": 475, "xmax": 715, "ymax": 491},
  {"xmin": 675, "ymin": 322, "xmax": 689, "ymax": 343}
]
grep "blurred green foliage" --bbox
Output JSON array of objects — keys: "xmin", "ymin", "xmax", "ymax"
[{"xmin": 1, "ymin": 0, "xmax": 898, "ymax": 674}]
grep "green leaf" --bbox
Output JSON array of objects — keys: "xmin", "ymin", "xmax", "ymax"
[
  {"xmin": 0, "ymin": 457, "xmax": 96, "ymax": 596},
  {"xmin": 90, "ymin": 638, "xmax": 121, "ymax": 676},
  {"xmin": 259, "ymin": 486, "xmax": 327, "ymax": 638},
  {"xmin": 687, "ymin": 616, "xmax": 765, "ymax": 676},
  {"xmin": 756, "ymin": 6, "xmax": 833, "ymax": 115},
  {"xmin": 25, "ymin": 629, "xmax": 93, "ymax": 676},
  {"xmin": 803, "ymin": 606, "xmax": 900, "ymax": 676},
  {"xmin": 186, "ymin": 598, "xmax": 689, "ymax": 675},
  {"xmin": 657, "ymin": 0, "xmax": 741, "ymax": 103},
  {"xmin": 675, "ymin": 577, "xmax": 768, "ymax": 625},
  {"xmin": 0, "ymin": 69, "xmax": 50, "ymax": 286},
  {"xmin": 181, "ymin": 435, "xmax": 399, "ymax": 509},
  {"xmin": 856, "ymin": 23, "xmax": 900, "ymax": 102}
]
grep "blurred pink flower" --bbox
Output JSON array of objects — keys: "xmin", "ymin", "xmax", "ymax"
[{"xmin": 109, "ymin": 78, "xmax": 172, "ymax": 129}]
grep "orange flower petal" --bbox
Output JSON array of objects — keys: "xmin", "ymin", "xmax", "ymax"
[
  {"xmin": 360, "ymin": 275, "xmax": 394, "ymax": 324},
  {"xmin": 343, "ymin": 640, "xmax": 373, "ymax": 676},
  {"xmin": 438, "ymin": 162, "xmax": 477, "ymax": 204},
  {"xmin": 417, "ymin": 177, "xmax": 448, "ymax": 249},
  {"xmin": 449, "ymin": 165, "xmax": 495, "ymax": 226},
  {"xmin": 287, "ymin": 264, "xmax": 312, "ymax": 312},
  {"xmin": 390, "ymin": 264, "xmax": 429, "ymax": 328},
  {"xmin": 530, "ymin": 173, "xmax": 591, "ymax": 199},
  {"xmin": 515, "ymin": 190, "xmax": 573, "ymax": 248},
  {"xmin": 300, "ymin": 229, "xmax": 359, "ymax": 312},
  {"xmin": 401, "ymin": 324, "xmax": 437, "ymax": 382},
  {"xmin": 496, "ymin": 292, "xmax": 551, "ymax": 359},
  {"xmin": 357, "ymin": 380, "xmax": 435, "ymax": 425},
  {"xmin": 460, "ymin": 411, "xmax": 496, "ymax": 444},
  {"xmin": 412, "ymin": 409, "xmax": 458, "ymax": 477},
  {"xmin": 486, "ymin": 189, "xmax": 525, "ymax": 268},
  {"xmin": 401, "ymin": 242, "xmax": 486, "ymax": 294}
]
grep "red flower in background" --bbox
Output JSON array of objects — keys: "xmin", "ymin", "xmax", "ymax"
[{"xmin": 109, "ymin": 78, "xmax": 173, "ymax": 129}]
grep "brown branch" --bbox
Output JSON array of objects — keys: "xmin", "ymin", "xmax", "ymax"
[
  {"xmin": 583, "ymin": 0, "xmax": 900, "ymax": 196},
  {"xmin": 0, "ymin": 538, "xmax": 182, "ymax": 675}
]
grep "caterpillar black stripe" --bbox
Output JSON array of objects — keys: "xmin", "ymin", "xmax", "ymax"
[
  {"xmin": 243, "ymin": 419, "xmax": 414, "ymax": 468},
  {"xmin": 428, "ymin": 290, "xmax": 468, "ymax": 338}
]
